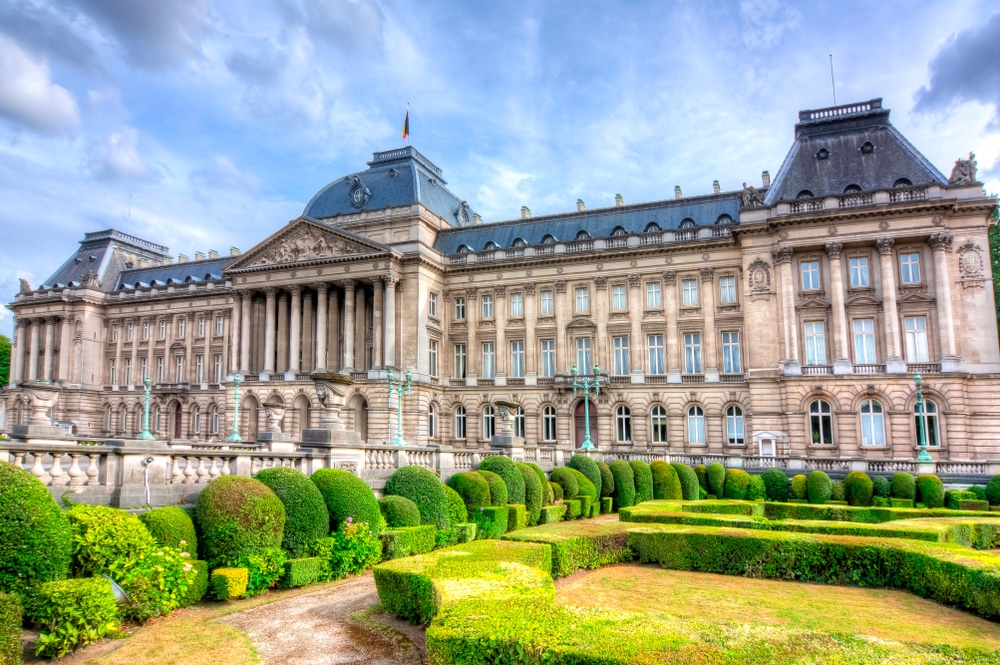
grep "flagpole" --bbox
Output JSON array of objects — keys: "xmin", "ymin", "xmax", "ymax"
[{"xmin": 407, "ymin": 103, "xmax": 410, "ymax": 146}]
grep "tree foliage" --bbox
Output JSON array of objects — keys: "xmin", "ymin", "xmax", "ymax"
[
  {"xmin": 0, "ymin": 334, "xmax": 9, "ymax": 387},
  {"xmin": 989, "ymin": 192, "xmax": 1000, "ymax": 336}
]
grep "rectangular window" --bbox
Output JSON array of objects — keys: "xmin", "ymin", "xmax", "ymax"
[
  {"xmin": 112, "ymin": 325, "xmax": 119, "ymax": 343},
  {"xmin": 140, "ymin": 357, "xmax": 148, "ymax": 381},
  {"xmin": 722, "ymin": 331, "xmax": 741, "ymax": 374},
  {"xmin": 682, "ymin": 279, "xmax": 698, "ymax": 306},
  {"xmin": 611, "ymin": 284, "xmax": 627, "ymax": 310},
  {"xmin": 454, "ymin": 344, "xmax": 467, "ymax": 378},
  {"xmin": 159, "ymin": 320, "xmax": 166, "ymax": 339},
  {"xmin": 540, "ymin": 290, "xmax": 554, "ymax": 315},
  {"xmin": 177, "ymin": 318, "xmax": 186, "ymax": 339},
  {"xmin": 509, "ymin": 292, "xmax": 523, "ymax": 317},
  {"xmin": 801, "ymin": 260, "xmax": 820, "ymax": 290},
  {"xmin": 853, "ymin": 319, "xmax": 877, "ymax": 364},
  {"xmin": 683, "ymin": 333, "xmax": 702, "ymax": 374},
  {"xmin": 216, "ymin": 316, "xmax": 224, "ymax": 336},
  {"xmin": 576, "ymin": 338, "xmax": 592, "ymax": 372},
  {"xmin": 126, "ymin": 322, "xmax": 134, "ymax": 341},
  {"xmin": 481, "ymin": 342, "xmax": 495, "ymax": 379},
  {"xmin": 575, "ymin": 287, "xmax": 589, "ymax": 312},
  {"xmin": 481, "ymin": 295, "xmax": 494, "ymax": 319},
  {"xmin": 197, "ymin": 317, "xmax": 206, "ymax": 337},
  {"xmin": 214, "ymin": 354, "xmax": 223, "ymax": 383},
  {"xmin": 904, "ymin": 316, "xmax": 929, "ymax": 362},
  {"xmin": 541, "ymin": 340, "xmax": 555, "ymax": 377},
  {"xmin": 454, "ymin": 297, "xmax": 466, "ymax": 320},
  {"xmin": 849, "ymin": 257, "xmax": 870, "ymax": 287},
  {"xmin": 142, "ymin": 321, "xmax": 150, "ymax": 340},
  {"xmin": 429, "ymin": 292, "xmax": 438, "ymax": 318},
  {"xmin": 510, "ymin": 341, "xmax": 525, "ymax": 378},
  {"xmin": 804, "ymin": 321, "xmax": 827, "ymax": 365},
  {"xmin": 646, "ymin": 282, "xmax": 662, "ymax": 308},
  {"xmin": 156, "ymin": 357, "xmax": 164, "ymax": 383},
  {"xmin": 109, "ymin": 359, "xmax": 117, "ymax": 384},
  {"xmin": 900, "ymin": 252, "xmax": 921, "ymax": 284},
  {"xmin": 429, "ymin": 340, "xmax": 439, "ymax": 377},
  {"xmin": 175, "ymin": 355, "xmax": 184, "ymax": 383},
  {"xmin": 613, "ymin": 336, "xmax": 630, "ymax": 376},
  {"xmin": 647, "ymin": 334, "xmax": 665, "ymax": 375},
  {"xmin": 124, "ymin": 358, "xmax": 132, "ymax": 385},
  {"xmin": 196, "ymin": 354, "xmax": 204, "ymax": 383},
  {"xmin": 719, "ymin": 276, "xmax": 737, "ymax": 304}
]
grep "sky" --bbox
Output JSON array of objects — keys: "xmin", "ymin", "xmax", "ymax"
[{"xmin": 1, "ymin": 0, "xmax": 999, "ymax": 336}]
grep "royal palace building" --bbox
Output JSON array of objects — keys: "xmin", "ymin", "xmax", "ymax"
[{"xmin": 4, "ymin": 98, "xmax": 1000, "ymax": 466}]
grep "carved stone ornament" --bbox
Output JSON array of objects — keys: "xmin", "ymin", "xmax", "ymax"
[
  {"xmin": 700, "ymin": 267, "xmax": 715, "ymax": 282},
  {"xmin": 594, "ymin": 276, "xmax": 607, "ymax": 290},
  {"xmin": 82, "ymin": 271, "xmax": 102, "ymax": 289},
  {"xmin": 456, "ymin": 201, "xmax": 471, "ymax": 226},
  {"xmin": 748, "ymin": 259, "xmax": 771, "ymax": 299},
  {"xmin": 876, "ymin": 237, "xmax": 895, "ymax": 256},
  {"xmin": 927, "ymin": 233, "xmax": 954, "ymax": 252},
  {"xmin": 663, "ymin": 270, "xmax": 677, "ymax": 285},
  {"xmin": 825, "ymin": 242, "xmax": 843, "ymax": 259},
  {"xmin": 347, "ymin": 174, "xmax": 371, "ymax": 208},
  {"xmin": 948, "ymin": 152, "xmax": 978, "ymax": 185},
  {"xmin": 958, "ymin": 241, "xmax": 985, "ymax": 285},
  {"xmin": 740, "ymin": 182, "xmax": 765, "ymax": 209},
  {"xmin": 771, "ymin": 247, "xmax": 793, "ymax": 265},
  {"xmin": 627, "ymin": 273, "xmax": 640, "ymax": 287},
  {"xmin": 18, "ymin": 277, "xmax": 32, "ymax": 294},
  {"xmin": 554, "ymin": 280, "xmax": 567, "ymax": 293},
  {"xmin": 249, "ymin": 226, "xmax": 370, "ymax": 267}
]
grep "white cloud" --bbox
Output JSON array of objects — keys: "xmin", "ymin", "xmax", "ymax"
[
  {"xmin": 191, "ymin": 155, "xmax": 260, "ymax": 193},
  {"xmin": 738, "ymin": 0, "xmax": 801, "ymax": 49},
  {"xmin": 0, "ymin": 34, "xmax": 80, "ymax": 135},
  {"xmin": 85, "ymin": 127, "xmax": 157, "ymax": 181}
]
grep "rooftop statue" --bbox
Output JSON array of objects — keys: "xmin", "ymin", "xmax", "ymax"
[
  {"xmin": 948, "ymin": 152, "xmax": 978, "ymax": 185},
  {"xmin": 740, "ymin": 182, "xmax": 765, "ymax": 208}
]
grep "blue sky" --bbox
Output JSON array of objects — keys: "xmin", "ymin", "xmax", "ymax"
[{"xmin": 2, "ymin": 0, "xmax": 999, "ymax": 335}]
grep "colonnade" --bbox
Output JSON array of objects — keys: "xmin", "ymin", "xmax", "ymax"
[{"xmin": 9, "ymin": 316, "xmax": 71, "ymax": 385}]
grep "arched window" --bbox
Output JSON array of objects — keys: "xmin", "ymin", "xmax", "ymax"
[
  {"xmin": 860, "ymin": 399, "xmax": 885, "ymax": 446},
  {"xmin": 715, "ymin": 214, "xmax": 733, "ymax": 225},
  {"xmin": 893, "ymin": 178, "xmax": 913, "ymax": 188},
  {"xmin": 211, "ymin": 406, "xmax": 220, "ymax": 435},
  {"xmin": 687, "ymin": 405, "xmax": 705, "ymax": 444},
  {"xmin": 512, "ymin": 237, "xmax": 527, "ymax": 247},
  {"xmin": 458, "ymin": 244, "xmax": 473, "ymax": 254},
  {"xmin": 914, "ymin": 399, "xmax": 939, "ymax": 447},
  {"xmin": 615, "ymin": 406, "xmax": 631, "ymax": 442},
  {"xmin": 484, "ymin": 241, "xmax": 500, "ymax": 250},
  {"xmin": 843, "ymin": 184, "xmax": 862, "ymax": 194},
  {"xmin": 611, "ymin": 226, "xmax": 628, "ymax": 236},
  {"xmin": 726, "ymin": 405, "xmax": 745, "ymax": 445},
  {"xmin": 454, "ymin": 406, "xmax": 467, "ymax": 439},
  {"xmin": 650, "ymin": 406, "xmax": 667, "ymax": 443},
  {"xmin": 106, "ymin": 407, "xmax": 114, "ymax": 434},
  {"xmin": 679, "ymin": 218, "xmax": 697, "ymax": 228},
  {"xmin": 192, "ymin": 405, "xmax": 201, "ymax": 435},
  {"xmin": 809, "ymin": 400, "xmax": 833, "ymax": 445},
  {"xmin": 428, "ymin": 405, "xmax": 436, "ymax": 439},
  {"xmin": 483, "ymin": 406, "xmax": 496, "ymax": 439},
  {"xmin": 515, "ymin": 406, "xmax": 525, "ymax": 438},
  {"xmin": 644, "ymin": 222, "xmax": 661, "ymax": 233},
  {"xmin": 153, "ymin": 406, "xmax": 161, "ymax": 434},
  {"xmin": 575, "ymin": 230, "xmax": 591, "ymax": 240},
  {"xmin": 796, "ymin": 190, "xmax": 815, "ymax": 199},
  {"xmin": 541, "ymin": 234, "xmax": 557, "ymax": 244},
  {"xmin": 542, "ymin": 406, "xmax": 557, "ymax": 441}
]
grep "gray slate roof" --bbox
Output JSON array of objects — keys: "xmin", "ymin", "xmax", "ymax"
[
  {"xmin": 114, "ymin": 257, "xmax": 231, "ymax": 290},
  {"xmin": 43, "ymin": 229, "xmax": 170, "ymax": 292}
]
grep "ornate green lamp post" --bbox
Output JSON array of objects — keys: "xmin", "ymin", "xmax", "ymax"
[
  {"xmin": 388, "ymin": 368, "xmax": 412, "ymax": 446},
  {"xmin": 227, "ymin": 374, "xmax": 243, "ymax": 443},
  {"xmin": 914, "ymin": 373, "xmax": 932, "ymax": 462},
  {"xmin": 571, "ymin": 363, "xmax": 601, "ymax": 450},
  {"xmin": 138, "ymin": 375, "xmax": 155, "ymax": 440}
]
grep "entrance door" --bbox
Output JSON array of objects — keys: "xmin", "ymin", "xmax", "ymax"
[
  {"xmin": 172, "ymin": 404, "xmax": 182, "ymax": 438},
  {"xmin": 574, "ymin": 400, "xmax": 598, "ymax": 448}
]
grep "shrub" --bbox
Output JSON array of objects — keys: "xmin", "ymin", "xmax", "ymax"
[
  {"xmin": 872, "ymin": 496, "xmax": 889, "ymax": 507},
  {"xmin": 608, "ymin": 460, "xmax": 636, "ymax": 509},
  {"xmin": 254, "ymin": 467, "xmax": 329, "ymax": 557},
  {"xmin": 649, "ymin": 461, "xmax": 682, "ymax": 500},
  {"xmin": 791, "ymin": 474, "xmax": 808, "ymax": 500},
  {"xmin": 380, "ymin": 526, "xmax": 437, "ymax": 560},
  {"xmin": 0, "ymin": 461, "xmax": 72, "ymax": 609},
  {"xmin": 477, "ymin": 470, "xmax": 509, "ymax": 507},
  {"xmin": 549, "ymin": 481, "xmax": 564, "ymax": 502},
  {"xmin": 0, "ymin": 592, "xmax": 20, "ymax": 665},
  {"xmin": 945, "ymin": 490, "xmax": 978, "ymax": 511},
  {"xmin": 699, "ymin": 487, "xmax": 708, "ymax": 500},
  {"xmin": 313, "ymin": 518, "xmax": 383, "ymax": 578},
  {"xmin": 525, "ymin": 463, "xmax": 553, "ymax": 504},
  {"xmin": 694, "ymin": 464, "xmax": 708, "ymax": 491},
  {"xmin": 34, "ymin": 578, "xmax": 120, "ymax": 659},
  {"xmin": 723, "ymin": 469, "xmax": 751, "ymax": 500},
  {"xmin": 516, "ymin": 463, "xmax": 543, "ymax": 526},
  {"xmin": 564, "ymin": 499, "xmax": 582, "ymax": 520},
  {"xmin": 600, "ymin": 497, "xmax": 612, "ymax": 514},
  {"xmin": 890, "ymin": 498, "xmax": 914, "ymax": 508},
  {"xmin": 471, "ymin": 506, "xmax": 508, "ymax": 539},
  {"xmin": 629, "ymin": 460, "xmax": 654, "ymax": 503},
  {"xmin": 210, "ymin": 568, "xmax": 248, "ymax": 600},
  {"xmin": 443, "ymin": 485, "xmax": 468, "ymax": 525},
  {"xmin": 566, "ymin": 468, "xmax": 598, "ymax": 500},
  {"xmin": 117, "ymin": 546, "xmax": 194, "ymax": 623},
  {"xmin": 706, "ymin": 463, "xmax": 726, "ymax": 498},
  {"xmin": 549, "ymin": 468, "xmax": 579, "ymax": 500},
  {"xmin": 383, "ymin": 466, "xmax": 451, "ymax": 530},
  {"xmin": 280, "ymin": 557, "xmax": 323, "ymax": 588},
  {"xmin": 872, "ymin": 475, "xmax": 891, "ymax": 499},
  {"xmin": 891, "ymin": 472, "xmax": 916, "ymax": 500},
  {"xmin": 830, "ymin": 480, "xmax": 845, "ymax": 502},
  {"xmin": 577, "ymin": 496, "xmax": 593, "ymax": 519},
  {"xmin": 844, "ymin": 471, "xmax": 874, "ymax": 507},
  {"xmin": 139, "ymin": 506, "xmax": 199, "ymax": 560},
  {"xmin": 235, "ymin": 547, "xmax": 286, "ymax": 596},
  {"xmin": 569, "ymin": 455, "xmax": 603, "ymax": 497},
  {"xmin": 538, "ymin": 504, "xmax": 565, "ymax": 524},
  {"xmin": 670, "ymin": 463, "xmax": 700, "ymax": 501},
  {"xmin": 449, "ymin": 471, "xmax": 492, "ymax": 515},
  {"xmin": 597, "ymin": 462, "xmax": 615, "ymax": 498},
  {"xmin": 197, "ymin": 476, "xmax": 287, "ymax": 567},
  {"xmin": 986, "ymin": 475, "xmax": 1000, "ymax": 506},
  {"xmin": 311, "ymin": 468, "xmax": 382, "ymax": 536},
  {"xmin": 183, "ymin": 560, "xmax": 209, "ymax": 606},
  {"xmin": 379, "ymin": 495, "xmax": 422, "ymax": 528},
  {"xmin": 746, "ymin": 474, "xmax": 767, "ymax": 501},
  {"xmin": 454, "ymin": 523, "xmax": 477, "ymax": 543},
  {"xmin": 806, "ymin": 470, "xmax": 832, "ymax": 504},
  {"xmin": 507, "ymin": 504, "xmax": 527, "ymax": 532},
  {"xmin": 761, "ymin": 468, "xmax": 790, "ymax": 502},
  {"xmin": 916, "ymin": 474, "xmax": 945, "ymax": 508},
  {"xmin": 479, "ymin": 456, "xmax": 526, "ymax": 504},
  {"xmin": 968, "ymin": 485, "xmax": 987, "ymax": 502}
]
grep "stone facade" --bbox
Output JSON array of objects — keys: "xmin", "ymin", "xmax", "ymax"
[{"xmin": 4, "ymin": 98, "xmax": 999, "ymax": 466}]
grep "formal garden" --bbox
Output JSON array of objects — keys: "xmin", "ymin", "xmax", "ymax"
[{"xmin": 2, "ymin": 454, "xmax": 1000, "ymax": 664}]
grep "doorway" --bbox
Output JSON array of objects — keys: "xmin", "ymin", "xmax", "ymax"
[{"xmin": 574, "ymin": 400, "xmax": 598, "ymax": 448}]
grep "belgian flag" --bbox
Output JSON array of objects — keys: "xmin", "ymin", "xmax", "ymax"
[{"xmin": 402, "ymin": 107, "xmax": 409, "ymax": 139}]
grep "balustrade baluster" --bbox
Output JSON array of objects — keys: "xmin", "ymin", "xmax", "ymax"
[
  {"xmin": 86, "ymin": 454, "xmax": 101, "ymax": 486},
  {"xmin": 12, "ymin": 452, "xmax": 24, "ymax": 469},
  {"xmin": 67, "ymin": 454, "xmax": 84, "ymax": 486},
  {"xmin": 30, "ymin": 452, "xmax": 48, "ymax": 484},
  {"xmin": 196, "ymin": 457, "xmax": 209, "ymax": 483},
  {"xmin": 49, "ymin": 453, "xmax": 67, "ymax": 487},
  {"xmin": 209, "ymin": 457, "xmax": 222, "ymax": 480},
  {"xmin": 184, "ymin": 457, "xmax": 196, "ymax": 484},
  {"xmin": 221, "ymin": 457, "xmax": 232, "ymax": 476}
]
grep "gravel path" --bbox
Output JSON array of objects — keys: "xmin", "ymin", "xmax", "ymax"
[{"xmin": 224, "ymin": 573, "xmax": 425, "ymax": 665}]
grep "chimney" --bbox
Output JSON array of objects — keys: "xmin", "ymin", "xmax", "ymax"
[
  {"xmin": 164, "ymin": 255, "xmax": 174, "ymax": 264},
  {"xmin": 178, "ymin": 254, "xmax": 189, "ymax": 263},
  {"xmin": 576, "ymin": 199, "xmax": 586, "ymax": 211},
  {"xmin": 615, "ymin": 193, "xmax": 624, "ymax": 207},
  {"xmin": 230, "ymin": 246, "xmax": 241, "ymax": 256},
  {"xmin": 194, "ymin": 251, "xmax": 206, "ymax": 261},
  {"xmin": 208, "ymin": 249, "xmax": 219, "ymax": 259},
  {"xmin": 521, "ymin": 206, "xmax": 532, "ymax": 219},
  {"xmin": 762, "ymin": 170, "xmax": 771, "ymax": 187},
  {"xmin": 473, "ymin": 213, "xmax": 483, "ymax": 225},
  {"xmin": 713, "ymin": 180, "xmax": 721, "ymax": 195},
  {"xmin": 674, "ymin": 185, "xmax": 683, "ymax": 199}
]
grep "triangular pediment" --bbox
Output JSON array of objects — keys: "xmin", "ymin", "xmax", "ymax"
[
  {"xmin": 846, "ymin": 292, "xmax": 881, "ymax": 307},
  {"xmin": 226, "ymin": 218, "xmax": 395, "ymax": 272},
  {"xmin": 566, "ymin": 317, "xmax": 597, "ymax": 330},
  {"xmin": 897, "ymin": 287, "xmax": 935, "ymax": 303},
  {"xmin": 796, "ymin": 296, "xmax": 830, "ymax": 309}
]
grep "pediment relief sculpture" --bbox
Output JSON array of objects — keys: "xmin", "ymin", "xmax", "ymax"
[{"xmin": 248, "ymin": 226, "xmax": 376, "ymax": 267}]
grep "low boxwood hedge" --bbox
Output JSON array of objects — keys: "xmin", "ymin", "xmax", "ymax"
[
  {"xmin": 503, "ymin": 521, "xmax": 633, "ymax": 578},
  {"xmin": 479, "ymin": 456, "xmax": 526, "ymax": 504},
  {"xmin": 507, "ymin": 504, "xmax": 528, "ymax": 532},
  {"xmin": 600, "ymin": 497, "xmax": 613, "ymax": 514},
  {"xmin": 210, "ymin": 567, "xmax": 249, "ymax": 600},
  {"xmin": 454, "ymin": 523, "xmax": 477, "ymax": 543},
  {"xmin": 33, "ymin": 577, "xmax": 120, "ymax": 659},
  {"xmin": 471, "ymin": 506, "xmax": 508, "ymax": 539},
  {"xmin": 0, "ymin": 591, "xmax": 20, "ymax": 665},
  {"xmin": 538, "ymin": 505, "xmax": 565, "ymax": 524},
  {"xmin": 564, "ymin": 499, "xmax": 582, "ymax": 520},
  {"xmin": 280, "ymin": 557, "xmax": 323, "ymax": 588},
  {"xmin": 380, "ymin": 525, "xmax": 437, "ymax": 560}
]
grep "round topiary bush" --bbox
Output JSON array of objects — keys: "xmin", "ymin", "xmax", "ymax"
[
  {"xmin": 629, "ymin": 460, "xmax": 653, "ymax": 503},
  {"xmin": 254, "ymin": 466, "xmax": 329, "ymax": 557},
  {"xmin": 746, "ymin": 474, "xmax": 767, "ymax": 501},
  {"xmin": 844, "ymin": 471, "xmax": 874, "ymax": 507},
  {"xmin": 140, "ymin": 506, "xmax": 198, "ymax": 559},
  {"xmin": 891, "ymin": 472, "xmax": 917, "ymax": 500},
  {"xmin": 723, "ymin": 469, "xmax": 751, "ymax": 500},
  {"xmin": 831, "ymin": 480, "xmax": 846, "ymax": 502},
  {"xmin": 968, "ymin": 485, "xmax": 987, "ymax": 503},
  {"xmin": 549, "ymin": 467, "xmax": 579, "ymax": 500},
  {"xmin": 649, "ymin": 461, "xmax": 682, "ymax": 500},
  {"xmin": 707, "ymin": 463, "xmax": 726, "ymax": 498},
  {"xmin": 479, "ymin": 456, "xmax": 526, "ymax": 504},
  {"xmin": 443, "ymin": 485, "xmax": 468, "ymax": 525},
  {"xmin": 806, "ymin": 470, "xmax": 832, "ymax": 505},
  {"xmin": 549, "ymin": 481, "xmax": 563, "ymax": 502},
  {"xmin": 671, "ymin": 463, "xmax": 700, "ymax": 501},
  {"xmin": 516, "ymin": 462, "xmax": 543, "ymax": 526},
  {"xmin": 197, "ymin": 476, "xmax": 287, "ymax": 567},
  {"xmin": 449, "ymin": 471, "xmax": 492, "ymax": 514},
  {"xmin": 477, "ymin": 470, "xmax": 508, "ymax": 506},
  {"xmin": 872, "ymin": 475, "xmax": 891, "ymax": 499},
  {"xmin": 68, "ymin": 504, "xmax": 158, "ymax": 576},
  {"xmin": 569, "ymin": 455, "xmax": 603, "ymax": 498},
  {"xmin": 761, "ymin": 468, "xmax": 790, "ymax": 502},
  {"xmin": 0, "ymin": 461, "xmax": 72, "ymax": 602},
  {"xmin": 608, "ymin": 460, "xmax": 636, "ymax": 509},
  {"xmin": 986, "ymin": 475, "xmax": 1000, "ymax": 506},
  {"xmin": 310, "ymin": 469, "xmax": 381, "ymax": 536},
  {"xmin": 694, "ymin": 464, "xmax": 708, "ymax": 491},
  {"xmin": 378, "ymin": 496, "xmax": 421, "ymax": 528},
  {"xmin": 383, "ymin": 466, "xmax": 450, "ymax": 529},
  {"xmin": 525, "ymin": 463, "xmax": 553, "ymax": 505},
  {"xmin": 916, "ymin": 474, "xmax": 945, "ymax": 508},
  {"xmin": 597, "ymin": 461, "xmax": 615, "ymax": 498},
  {"xmin": 566, "ymin": 468, "xmax": 597, "ymax": 500},
  {"xmin": 791, "ymin": 474, "xmax": 808, "ymax": 499}
]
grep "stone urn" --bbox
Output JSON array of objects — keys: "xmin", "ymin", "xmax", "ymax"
[
  {"xmin": 264, "ymin": 404, "xmax": 286, "ymax": 434},
  {"xmin": 491, "ymin": 400, "xmax": 524, "ymax": 449},
  {"xmin": 311, "ymin": 371, "xmax": 354, "ymax": 431},
  {"xmin": 21, "ymin": 381, "xmax": 61, "ymax": 426}
]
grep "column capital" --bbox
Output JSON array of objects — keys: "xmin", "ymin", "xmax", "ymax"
[
  {"xmin": 594, "ymin": 276, "xmax": 607, "ymax": 290},
  {"xmin": 288, "ymin": 284, "xmax": 302, "ymax": 296},
  {"xmin": 876, "ymin": 237, "xmax": 895, "ymax": 255},
  {"xmin": 627, "ymin": 273, "xmax": 640, "ymax": 287},
  {"xmin": 825, "ymin": 241, "xmax": 843, "ymax": 259},
  {"xmin": 44, "ymin": 316, "xmax": 60, "ymax": 325},
  {"xmin": 494, "ymin": 286, "xmax": 506, "ymax": 297},
  {"xmin": 382, "ymin": 274, "xmax": 400, "ymax": 288},
  {"xmin": 663, "ymin": 270, "xmax": 677, "ymax": 285},
  {"xmin": 927, "ymin": 232, "xmax": 954, "ymax": 252},
  {"xmin": 263, "ymin": 286, "xmax": 277, "ymax": 298},
  {"xmin": 554, "ymin": 280, "xmax": 567, "ymax": 293},
  {"xmin": 771, "ymin": 246, "xmax": 794, "ymax": 265},
  {"xmin": 700, "ymin": 267, "xmax": 715, "ymax": 283},
  {"xmin": 340, "ymin": 278, "xmax": 355, "ymax": 290},
  {"xmin": 313, "ymin": 281, "xmax": 328, "ymax": 295},
  {"xmin": 235, "ymin": 288, "xmax": 251, "ymax": 299},
  {"xmin": 524, "ymin": 283, "xmax": 536, "ymax": 295},
  {"xmin": 465, "ymin": 287, "xmax": 478, "ymax": 300}
]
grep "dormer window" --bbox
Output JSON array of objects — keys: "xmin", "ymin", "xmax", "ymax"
[
  {"xmin": 644, "ymin": 222, "xmax": 661, "ymax": 233},
  {"xmin": 796, "ymin": 190, "xmax": 815, "ymax": 199},
  {"xmin": 715, "ymin": 214, "xmax": 733, "ymax": 225},
  {"xmin": 575, "ymin": 230, "xmax": 591, "ymax": 240},
  {"xmin": 512, "ymin": 237, "xmax": 527, "ymax": 247},
  {"xmin": 458, "ymin": 244, "xmax": 473, "ymax": 254},
  {"xmin": 860, "ymin": 142, "xmax": 875, "ymax": 154},
  {"xmin": 816, "ymin": 148, "xmax": 830, "ymax": 160},
  {"xmin": 484, "ymin": 241, "xmax": 500, "ymax": 250},
  {"xmin": 679, "ymin": 218, "xmax": 697, "ymax": 228},
  {"xmin": 893, "ymin": 178, "xmax": 912, "ymax": 188},
  {"xmin": 541, "ymin": 234, "xmax": 557, "ymax": 244},
  {"xmin": 843, "ymin": 184, "xmax": 862, "ymax": 194},
  {"xmin": 611, "ymin": 226, "xmax": 628, "ymax": 236}
]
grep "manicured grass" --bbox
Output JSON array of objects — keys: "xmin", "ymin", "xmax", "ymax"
[{"xmin": 556, "ymin": 564, "xmax": 1000, "ymax": 651}]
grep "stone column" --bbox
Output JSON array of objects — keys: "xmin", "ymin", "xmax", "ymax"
[
  {"xmin": 57, "ymin": 316, "xmax": 71, "ymax": 382},
  {"xmin": 129, "ymin": 317, "xmax": 139, "ymax": 386},
  {"xmin": 384, "ymin": 275, "xmax": 398, "ymax": 368},
  {"xmin": 466, "ymin": 288, "xmax": 478, "ymax": 377},
  {"xmin": 263, "ymin": 287, "xmax": 277, "ymax": 373},
  {"xmin": 276, "ymin": 291, "xmax": 289, "ymax": 373},
  {"xmin": 42, "ymin": 317, "xmax": 56, "ymax": 382},
  {"xmin": 112, "ymin": 318, "xmax": 122, "ymax": 385},
  {"xmin": 826, "ymin": 242, "xmax": 852, "ymax": 374},
  {"xmin": 288, "ymin": 286, "xmax": 302, "ymax": 373},
  {"xmin": 372, "ymin": 277, "xmax": 384, "ymax": 368},
  {"xmin": 342, "ymin": 280, "xmax": 356, "ymax": 371},
  {"xmin": 626, "ymin": 274, "xmax": 644, "ymax": 378},
  {"xmin": 314, "ymin": 282, "xmax": 328, "ymax": 371},
  {"xmin": 183, "ymin": 315, "xmax": 194, "ymax": 383},
  {"xmin": 594, "ymin": 277, "xmax": 608, "ymax": 373},
  {"xmin": 230, "ymin": 292, "xmax": 242, "ymax": 374},
  {"xmin": 494, "ymin": 286, "xmax": 507, "ymax": 376},
  {"xmin": 929, "ymin": 233, "xmax": 960, "ymax": 368},
  {"xmin": 664, "ymin": 271, "xmax": 680, "ymax": 382},
  {"xmin": 11, "ymin": 319, "xmax": 25, "ymax": 385},
  {"xmin": 328, "ymin": 288, "xmax": 340, "ymax": 372},
  {"xmin": 220, "ymin": 313, "xmax": 230, "ymax": 381},
  {"xmin": 302, "ymin": 289, "xmax": 314, "ymax": 371},
  {"xmin": 701, "ymin": 268, "xmax": 719, "ymax": 382},
  {"xmin": 524, "ymin": 285, "xmax": 537, "ymax": 377},
  {"xmin": 772, "ymin": 247, "xmax": 800, "ymax": 375},
  {"xmin": 554, "ymin": 280, "xmax": 568, "ymax": 373},
  {"xmin": 202, "ymin": 314, "xmax": 212, "ymax": 383},
  {"xmin": 877, "ymin": 237, "xmax": 905, "ymax": 373},
  {"xmin": 240, "ymin": 291, "xmax": 252, "ymax": 373}
]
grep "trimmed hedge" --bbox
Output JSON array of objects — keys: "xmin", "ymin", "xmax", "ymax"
[
  {"xmin": 891, "ymin": 472, "xmax": 916, "ymax": 500},
  {"xmin": 479, "ymin": 456, "xmax": 526, "ymax": 504},
  {"xmin": 629, "ymin": 461, "xmax": 653, "ymax": 503},
  {"xmin": 649, "ymin": 461, "xmax": 681, "ymax": 501},
  {"xmin": 538, "ymin": 504, "xmax": 565, "ymax": 524},
  {"xmin": 872, "ymin": 475, "xmax": 891, "ymax": 499},
  {"xmin": 516, "ymin": 463, "xmax": 543, "ymax": 526},
  {"xmin": 183, "ymin": 560, "xmax": 209, "ymax": 606},
  {"xmin": 507, "ymin": 504, "xmax": 527, "ymax": 532},
  {"xmin": 761, "ymin": 468, "xmax": 789, "ymax": 502},
  {"xmin": 379, "ymin": 495, "xmax": 422, "ymax": 528},
  {"xmin": 503, "ymin": 521, "xmax": 634, "ymax": 578},
  {"xmin": 0, "ymin": 591, "xmax": 20, "ymax": 665},
  {"xmin": 449, "ymin": 471, "xmax": 492, "ymax": 515},
  {"xmin": 477, "ymin": 470, "xmax": 509, "ymax": 507},
  {"xmin": 254, "ymin": 466, "xmax": 330, "ymax": 556},
  {"xmin": 578, "ymin": 496, "xmax": 593, "ymax": 519},
  {"xmin": 569, "ymin": 455, "xmax": 603, "ymax": 498},
  {"xmin": 471, "ymin": 505, "xmax": 508, "ymax": 539},
  {"xmin": 917, "ymin": 474, "xmax": 945, "ymax": 509},
  {"xmin": 987, "ymin": 475, "xmax": 1000, "ymax": 505},
  {"xmin": 140, "ymin": 506, "xmax": 199, "ymax": 559},
  {"xmin": 33, "ymin": 577, "xmax": 119, "ymax": 659},
  {"xmin": 566, "ymin": 468, "xmax": 598, "ymax": 502},
  {"xmin": 670, "ymin": 463, "xmax": 700, "ymax": 501},
  {"xmin": 549, "ymin": 481, "xmax": 564, "ymax": 502},
  {"xmin": 723, "ymin": 469, "xmax": 751, "ymax": 500},
  {"xmin": 746, "ymin": 474, "xmax": 766, "ymax": 501},
  {"xmin": 806, "ymin": 470, "xmax": 832, "ymax": 505},
  {"xmin": 454, "ymin": 523, "xmax": 477, "ymax": 543},
  {"xmin": 524, "ymin": 463, "xmax": 553, "ymax": 505},
  {"xmin": 891, "ymin": 498, "xmax": 914, "ymax": 508},
  {"xmin": 600, "ymin": 497, "xmax": 613, "ymax": 514},
  {"xmin": 609, "ymin": 460, "xmax": 636, "ymax": 509},
  {"xmin": 564, "ymin": 499, "xmax": 582, "ymax": 520},
  {"xmin": 383, "ymin": 465, "xmax": 450, "ymax": 530},
  {"xmin": 280, "ymin": 557, "xmax": 323, "ymax": 588},
  {"xmin": 790, "ymin": 474, "xmax": 808, "ymax": 500},
  {"xmin": 210, "ymin": 567, "xmax": 249, "ymax": 600},
  {"xmin": 311, "ymin": 469, "xmax": 382, "ymax": 536},
  {"xmin": 706, "ymin": 463, "xmax": 725, "ymax": 498},
  {"xmin": 694, "ymin": 464, "xmax": 708, "ymax": 491},
  {"xmin": 597, "ymin": 461, "xmax": 615, "ymax": 498},
  {"xmin": 844, "ymin": 471, "xmax": 873, "ymax": 507},
  {"xmin": 549, "ymin": 467, "xmax": 579, "ymax": 500},
  {"xmin": 380, "ymin": 526, "xmax": 437, "ymax": 560},
  {"xmin": 197, "ymin": 476, "xmax": 287, "ymax": 566},
  {"xmin": 830, "ymin": 480, "xmax": 846, "ymax": 502},
  {"xmin": 443, "ymin": 485, "xmax": 469, "ymax": 525},
  {"xmin": 968, "ymin": 485, "xmax": 987, "ymax": 503}
]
